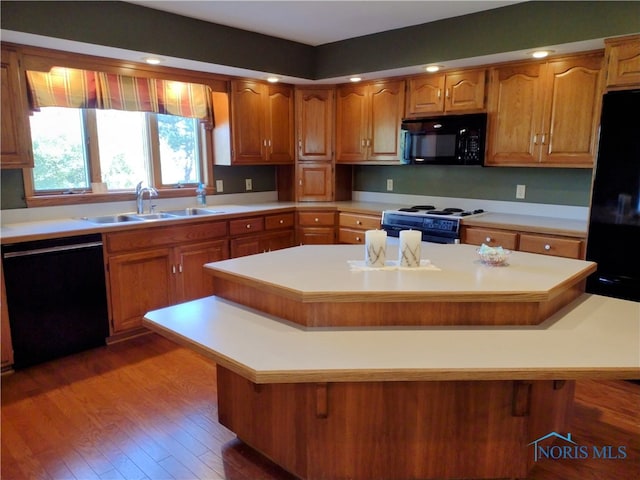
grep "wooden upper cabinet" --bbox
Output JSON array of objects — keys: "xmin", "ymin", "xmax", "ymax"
[
  {"xmin": 229, "ymin": 79, "xmax": 294, "ymax": 165},
  {"xmin": 486, "ymin": 52, "xmax": 603, "ymax": 168},
  {"xmin": 1, "ymin": 47, "xmax": 33, "ymax": 169},
  {"xmin": 604, "ymin": 34, "xmax": 640, "ymax": 89},
  {"xmin": 406, "ymin": 68, "xmax": 486, "ymax": 116},
  {"xmin": 336, "ymin": 79, "xmax": 405, "ymax": 163},
  {"xmin": 295, "ymin": 87, "xmax": 334, "ymax": 162}
]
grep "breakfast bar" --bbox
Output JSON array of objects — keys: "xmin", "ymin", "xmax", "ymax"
[{"xmin": 143, "ymin": 244, "xmax": 640, "ymax": 480}]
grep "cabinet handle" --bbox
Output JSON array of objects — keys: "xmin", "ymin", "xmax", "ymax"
[
  {"xmin": 268, "ymin": 139, "xmax": 272, "ymax": 147},
  {"xmin": 263, "ymin": 139, "xmax": 267, "ymax": 147},
  {"xmin": 299, "ymin": 179, "xmax": 303, "ymax": 186},
  {"xmin": 172, "ymin": 265, "xmax": 176, "ymax": 274},
  {"xmin": 446, "ymin": 88, "xmax": 450, "ymax": 98},
  {"xmin": 367, "ymin": 139, "xmax": 371, "ymax": 147},
  {"xmin": 178, "ymin": 264, "xmax": 183, "ymax": 273},
  {"xmin": 540, "ymin": 134, "xmax": 546, "ymax": 145},
  {"xmin": 544, "ymin": 244, "xmax": 551, "ymax": 251},
  {"xmin": 485, "ymin": 237, "xmax": 492, "ymax": 242},
  {"xmin": 533, "ymin": 134, "xmax": 537, "ymax": 145},
  {"xmin": 437, "ymin": 89, "xmax": 442, "ymax": 99},
  {"xmin": 361, "ymin": 139, "xmax": 366, "ymax": 147}
]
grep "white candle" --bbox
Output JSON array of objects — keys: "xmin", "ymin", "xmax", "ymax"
[
  {"xmin": 365, "ymin": 230, "xmax": 387, "ymax": 267},
  {"xmin": 399, "ymin": 230, "xmax": 422, "ymax": 267}
]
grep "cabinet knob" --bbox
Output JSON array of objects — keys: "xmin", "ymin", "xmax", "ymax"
[
  {"xmin": 314, "ymin": 218, "xmax": 319, "ymax": 222},
  {"xmin": 356, "ymin": 220, "xmax": 362, "ymax": 225},
  {"xmin": 279, "ymin": 219, "xmax": 284, "ymax": 224},
  {"xmin": 485, "ymin": 237, "xmax": 492, "ymax": 242},
  {"xmin": 356, "ymin": 236, "xmax": 361, "ymax": 242},
  {"xmin": 246, "ymin": 224, "xmax": 251, "ymax": 229},
  {"xmin": 544, "ymin": 244, "xmax": 551, "ymax": 250}
]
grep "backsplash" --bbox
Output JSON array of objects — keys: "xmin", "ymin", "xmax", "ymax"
[{"xmin": 353, "ymin": 165, "xmax": 593, "ymax": 207}]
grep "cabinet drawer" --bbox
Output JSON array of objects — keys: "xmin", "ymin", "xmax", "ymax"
[
  {"xmin": 229, "ymin": 217, "xmax": 265, "ymax": 236},
  {"xmin": 265, "ymin": 212, "xmax": 295, "ymax": 230},
  {"xmin": 298, "ymin": 211, "xmax": 335, "ymax": 226},
  {"xmin": 338, "ymin": 228, "xmax": 367, "ymax": 244},
  {"xmin": 519, "ymin": 234, "xmax": 584, "ymax": 259},
  {"xmin": 106, "ymin": 221, "xmax": 227, "ymax": 253},
  {"xmin": 463, "ymin": 228, "xmax": 518, "ymax": 249},
  {"xmin": 339, "ymin": 212, "xmax": 381, "ymax": 230}
]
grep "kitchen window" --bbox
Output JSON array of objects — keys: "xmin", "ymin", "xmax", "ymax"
[{"xmin": 23, "ymin": 67, "xmax": 213, "ymax": 204}]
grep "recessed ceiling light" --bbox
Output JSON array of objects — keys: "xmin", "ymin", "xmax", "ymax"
[
  {"xmin": 531, "ymin": 50, "xmax": 553, "ymax": 59},
  {"xmin": 144, "ymin": 56, "xmax": 163, "ymax": 65},
  {"xmin": 425, "ymin": 65, "xmax": 441, "ymax": 73},
  {"xmin": 266, "ymin": 76, "xmax": 279, "ymax": 83},
  {"xmin": 349, "ymin": 76, "xmax": 362, "ymax": 82}
]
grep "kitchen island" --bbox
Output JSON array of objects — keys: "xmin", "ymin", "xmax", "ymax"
[{"xmin": 143, "ymin": 244, "xmax": 639, "ymax": 480}]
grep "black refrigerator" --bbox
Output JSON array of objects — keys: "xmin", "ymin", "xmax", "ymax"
[{"xmin": 585, "ymin": 89, "xmax": 640, "ymax": 302}]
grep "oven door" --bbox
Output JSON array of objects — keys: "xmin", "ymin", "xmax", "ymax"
[{"xmin": 383, "ymin": 226, "xmax": 459, "ymax": 244}]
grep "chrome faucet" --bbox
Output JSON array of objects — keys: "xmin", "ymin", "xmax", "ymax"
[{"xmin": 135, "ymin": 181, "xmax": 158, "ymax": 214}]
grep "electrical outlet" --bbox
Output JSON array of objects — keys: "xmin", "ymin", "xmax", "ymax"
[
  {"xmin": 386, "ymin": 179, "xmax": 394, "ymax": 191},
  {"xmin": 216, "ymin": 179, "xmax": 224, "ymax": 193},
  {"xmin": 245, "ymin": 178, "xmax": 253, "ymax": 191},
  {"xmin": 516, "ymin": 184, "xmax": 526, "ymax": 199}
]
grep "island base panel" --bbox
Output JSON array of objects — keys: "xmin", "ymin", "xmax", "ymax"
[
  {"xmin": 212, "ymin": 277, "xmax": 585, "ymax": 327},
  {"xmin": 216, "ymin": 366, "xmax": 575, "ymax": 479}
]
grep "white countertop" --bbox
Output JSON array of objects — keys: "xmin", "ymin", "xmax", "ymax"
[
  {"xmin": 205, "ymin": 243, "xmax": 595, "ymax": 302},
  {"xmin": 143, "ymin": 293, "xmax": 640, "ymax": 383}
]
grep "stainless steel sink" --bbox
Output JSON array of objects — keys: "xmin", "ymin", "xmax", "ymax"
[
  {"xmin": 81, "ymin": 214, "xmax": 143, "ymax": 224},
  {"xmin": 131, "ymin": 212, "xmax": 179, "ymax": 220},
  {"xmin": 163, "ymin": 208, "xmax": 226, "ymax": 216}
]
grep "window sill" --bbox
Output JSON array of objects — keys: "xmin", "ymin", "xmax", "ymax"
[{"xmin": 25, "ymin": 187, "xmax": 212, "ymax": 208}]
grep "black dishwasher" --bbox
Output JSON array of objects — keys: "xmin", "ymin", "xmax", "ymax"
[{"xmin": 2, "ymin": 233, "xmax": 110, "ymax": 369}]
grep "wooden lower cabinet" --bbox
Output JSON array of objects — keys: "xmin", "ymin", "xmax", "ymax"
[
  {"xmin": 338, "ymin": 211, "xmax": 382, "ymax": 244},
  {"xmin": 230, "ymin": 212, "xmax": 295, "ymax": 257},
  {"xmin": 105, "ymin": 221, "xmax": 229, "ymax": 335},
  {"xmin": 462, "ymin": 226, "xmax": 585, "ymax": 259},
  {"xmin": 297, "ymin": 210, "xmax": 336, "ymax": 244},
  {"xmin": 217, "ymin": 365, "xmax": 574, "ymax": 480}
]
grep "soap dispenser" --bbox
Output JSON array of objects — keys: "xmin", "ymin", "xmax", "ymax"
[{"xmin": 196, "ymin": 183, "xmax": 206, "ymax": 206}]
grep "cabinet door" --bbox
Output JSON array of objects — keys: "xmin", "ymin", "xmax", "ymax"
[
  {"xmin": 265, "ymin": 83, "xmax": 294, "ymax": 163},
  {"xmin": 445, "ymin": 70, "xmax": 486, "ymax": 112},
  {"xmin": 486, "ymin": 63, "xmax": 545, "ymax": 166},
  {"xmin": 108, "ymin": 248, "xmax": 174, "ymax": 333},
  {"xmin": 541, "ymin": 55, "xmax": 603, "ymax": 167},
  {"xmin": 1, "ymin": 48, "xmax": 33, "ymax": 168},
  {"xmin": 261, "ymin": 230, "xmax": 295, "ymax": 252},
  {"xmin": 175, "ymin": 240, "xmax": 229, "ymax": 302},
  {"xmin": 297, "ymin": 162, "xmax": 333, "ymax": 201},
  {"xmin": 335, "ymin": 85, "xmax": 368, "ymax": 162},
  {"xmin": 368, "ymin": 80, "xmax": 405, "ymax": 161},
  {"xmin": 297, "ymin": 228, "xmax": 335, "ymax": 245},
  {"xmin": 605, "ymin": 35, "xmax": 640, "ymax": 88},
  {"xmin": 296, "ymin": 88, "xmax": 334, "ymax": 161},
  {"xmin": 406, "ymin": 75, "xmax": 445, "ymax": 116},
  {"xmin": 231, "ymin": 80, "xmax": 265, "ymax": 164},
  {"xmin": 230, "ymin": 235, "xmax": 262, "ymax": 258}
]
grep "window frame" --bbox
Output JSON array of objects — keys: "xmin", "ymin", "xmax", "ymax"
[{"xmin": 18, "ymin": 44, "xmax": 226, "ymax": 208}]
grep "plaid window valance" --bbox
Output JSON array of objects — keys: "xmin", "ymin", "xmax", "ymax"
[{"xmin": 26, "ymin": 68, "xmax": 213, "ymax": 123}]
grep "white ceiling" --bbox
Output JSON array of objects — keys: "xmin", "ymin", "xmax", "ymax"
[
  {"xmin": 125, "ymin": 0, "xmax": 523, "ymax": 46},
  {"xmin": 1, "ymin": 0, "xmax": 606, "ymax": 84}
]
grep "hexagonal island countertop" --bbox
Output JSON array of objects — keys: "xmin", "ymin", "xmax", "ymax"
[{"xmin": 204, "ymin": 243, "xmax": 596, "ymax": 327}]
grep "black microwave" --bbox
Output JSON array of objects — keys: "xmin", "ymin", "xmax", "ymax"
[{"xmin": 400, "ymin": 113, "xmax": 487, "ymax": 166}]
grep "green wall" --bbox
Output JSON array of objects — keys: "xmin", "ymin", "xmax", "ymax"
[
  {"xmin": 354, "ymin": 165, "xmax": 593, "ymax": 206},
  {"xmin": 1, "ymin": 1, "xmax": 637, "ymax": 209},
  {"xmin": 2, "ymin": 1, "xmax": 638, "ymax": 80}
]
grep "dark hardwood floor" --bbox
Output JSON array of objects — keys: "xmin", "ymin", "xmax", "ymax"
[{"xmin": 2, "ymin": 333, "xmax": 639, "ymax": 480}]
